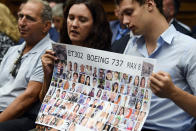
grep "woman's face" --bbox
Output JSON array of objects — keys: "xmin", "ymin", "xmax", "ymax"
[
  {"xmin": 129, "ymin": 76, "xmax": 132, "ymax": 83},
  {"xmin": 67, "ymin": 4, "xmax": 93, "ymax": 45},
  {"xmin": 136, "ymin": 101, "xmax": 141, "ymax": 110},
  {"xmin": 119, "ymin": 107, "xmax": 124, "ymax": 115},
  {"xmin": 81, "ymin": 75, "xmax": 85, "ymax": 83},
  {"xmin": 134, "ymin": 76, "xmax": 139, "ymax": 86},
  {"xmin": 74, "ymin": 63, "xmax": 77, "ymax": 71},
  {"xmin": 97, "ymin": 90, "xmax": 102, "ymax": 97},
  {"xmin": 114, "ymin": 83, "xmax": 118, "ymax": 90},
  {"xmin": 141, "ymin": 78, "xmax": 145, "ymax": 87},
  {"xmin": 73, "ymin": 73, "xmax": 78, "ymax": 80},
  {"xmin": 114, "ymin": 72, "xmax": 119, "ymax": 79}
]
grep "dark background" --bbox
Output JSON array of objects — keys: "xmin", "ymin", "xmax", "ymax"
[{"xmin": 2, "ymin": 0, "xmax": 196, "ymax": 28}]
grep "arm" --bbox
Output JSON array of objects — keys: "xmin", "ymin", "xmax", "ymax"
[
  {"xmin": 39, "ymin": 50, "xmax": 57, "ymax": 102},
  {"xmin": 37, "ymin": 50, "xmax": 59, "ymax": 130},
  {"xmin": 150, "ymin": 71, "xmax": 196, "ymax": 118},
  {"xmin": 0, "ymin": 81, "xmax": 42, "ymax": 122}
]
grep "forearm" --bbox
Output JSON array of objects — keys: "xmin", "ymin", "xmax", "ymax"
[
  {"xmin": 39, "ymin": 72, "xmax": 52, "ymax": 102},
  {"xmin": 170, "ymin": 86, "xmax": 196, "ymax": 118},
  {"xmin": 0, "ymin": 92, "xmax": 38, "ymax": 122},
  {"xmin": 39, "ymin": 50, "xmax": 56, "ymax": 102}
]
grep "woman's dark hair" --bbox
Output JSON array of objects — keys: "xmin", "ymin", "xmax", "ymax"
[
  {"xmin": 78, "ymin": 73, "xmax": 85, "ymax": 83},
  {"xmin": 85, "ymin": 75, "xmax": 90, "ymax": 86},
  {"xmin": 60, "ymin": 0, "xmax": 112, "ymax": 50}
]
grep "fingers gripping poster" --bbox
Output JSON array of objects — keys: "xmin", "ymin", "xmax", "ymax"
[{"xmin": 36, "ymin": 43, "xmax": 156, "ymax": 131}]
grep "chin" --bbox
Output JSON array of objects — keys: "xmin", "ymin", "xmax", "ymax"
[
  {"xmin": 20, "ymin": 35, "xmax": 28, "ymax": 40},
  {"xmin": 70, "ymin": 37, "xmax": 80, "ymax": 42}
]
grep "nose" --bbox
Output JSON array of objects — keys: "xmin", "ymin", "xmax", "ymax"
[
  {"xmin": 123, "ymin": 15, "xmax": 132, "ymax": 28},
  {"xmin": 18, "ymin": 16, "xmax": 27, "ymax": 27},
  {"xmin": 72, "ymin": 19, "xmax": 79, "ymax": 28}
]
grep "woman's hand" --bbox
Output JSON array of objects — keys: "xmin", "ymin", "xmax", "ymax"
[
  {"xmin": 39, "ymin": 50, "xmax": 58, "ymax": 101},
  {"xmin": 41, "ymin": 50, "xmax": 58, "ymax": 76}
]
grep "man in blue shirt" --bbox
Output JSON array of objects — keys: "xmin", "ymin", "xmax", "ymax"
[
  {"xmin": 0, "ymin": 0, "xmax": 53, "ymax": 130},
  {"xmin": 110, "ymin": 0, "xmax": 130, "ymax": 44},
  {"xmin": 120, "ymin": 0, "xmax": 196, "ymax": 130}
]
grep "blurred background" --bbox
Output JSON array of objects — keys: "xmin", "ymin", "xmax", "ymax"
[{"xmin": 1, "ymin": 0, "xmax": 196, "ymax": 28}]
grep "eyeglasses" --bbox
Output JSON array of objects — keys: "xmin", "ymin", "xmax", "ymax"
[{"xmin": 10, "ymin": 50, "xmax": 23, "ymax": 77}]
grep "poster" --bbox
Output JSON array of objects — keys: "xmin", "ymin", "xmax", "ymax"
[{"xmin": 36, "ymin": 43, "xmax": 156, "ymax": 131}]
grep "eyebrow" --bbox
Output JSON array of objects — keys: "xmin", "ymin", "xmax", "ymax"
[{"xmin": 18, "ymin": 13, "xmax": 37, "ymax": 21}]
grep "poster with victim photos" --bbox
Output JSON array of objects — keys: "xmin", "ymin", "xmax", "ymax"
[{"xmin": 36, "ymin": 43, "xmax": 156, "ymax": 131}]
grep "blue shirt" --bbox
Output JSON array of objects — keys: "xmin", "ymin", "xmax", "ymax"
[
  {"xmin": 115, "ymin": 24, "xmax": 130, "ymax": 41},
  {"xmin": 0, "ymin": 34, "xmax": 53, "ymax": 111},
  {"xmin": 110, "ymin": 20, "xmax": 130, "ymax": 44},
  {"xmin": 125, "ymin": 25, "xmax": 196, "ymax": 131}
]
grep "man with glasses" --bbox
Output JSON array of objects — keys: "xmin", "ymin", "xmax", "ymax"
[{"xmin": 0, "ymin": 0, "xmax": 53, "ymax": 130}]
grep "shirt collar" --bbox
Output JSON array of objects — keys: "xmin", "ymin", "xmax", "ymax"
[
  {"xmin": 134, "ymin": 25, "xmax": 176, "ymax": 47},
  {"xmin": 19, "ymin": 34, "xmax": 51, "ymax": 55},
  {"xmin": 131, "ymin": 25, "xmax": 177, "ymax": 58},
  {"xmin": 159, "ymin": 25, "xmax": 176, "ymax": 45}
]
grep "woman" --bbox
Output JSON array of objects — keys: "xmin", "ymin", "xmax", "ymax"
[
  {"xmin": 135, "ymin": 100, "xmax": 142, "ymax": 110},
  {"xmin": 73, "ymin": 62, "xmax": 78, "ymax": 72},
  {"xmin": 60, "ymin": 0, "xmax": 111, "ymax": 49},
  {"xmin": 112, "ymin": 82, "xmax": 119, "ymax": 93},
  {"xmin": 96, "ymin": 89, "xmax": 102, "ymax": 98},
  {"xmin": 133, "ymin": 75, "xmax": 140, "ymax": 87},
  {"xmin": 85, "ymin": 75, "xmax": 90, "ymax": 86},
  {"xmin": 0, "ymin": 3, "xmax": 20, "ymax": 63},
  {"xmin": 67, "ymin": 61, "xmax": 72, "ymax": 71},
  {"xmin": 72, "ymin": 72, "xmax": 78, "ymax": 82},
  {"xmin": 117, "ymin": 106, "xmax": 125, "ymax": 116},
  {"xmin": 78, "ymin": 73, "xmax": 85, "ymax": 84},
  {"xmin": 40, "ymin": 0, "xmax": 111, "ymax": 101},
  {"xmin": 128, "ymin": 75, "xmax": 132, "ymax": 84},
  {"xmin": 140, "ymin": 76, "xmax": 145, "ymax": 88}
]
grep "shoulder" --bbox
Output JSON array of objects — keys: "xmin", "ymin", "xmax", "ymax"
[
  {"xmin": 172, "ymin": 32, "xmax": 196, "ymax": 58},
  {"xmin": 5, "ymin": 44, "xmax": 22, "ymax": 54},
  {"xmin": 176, "ymin": 20, "xmax": 191, "ymax": 31},
  {"xmin": 173, "ymin": 32, "xmax": 196, "ymax": 47},
  {"xmin": 172, "ymin": 20, "xmax": 192, "ymax": 36},
  {"xmin": 35, "ymin": 36, "xmax": 53, "ymax": 55}
]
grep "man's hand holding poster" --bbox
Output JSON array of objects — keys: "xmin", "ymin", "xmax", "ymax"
[{"xmin": 36, "ymin": 43, "xmax": 156, "ymax": 131}]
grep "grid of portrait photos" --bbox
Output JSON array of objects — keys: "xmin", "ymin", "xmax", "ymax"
[{"xmin": 36, "ymin": 44, "xmax": 153, "ymax": 131}]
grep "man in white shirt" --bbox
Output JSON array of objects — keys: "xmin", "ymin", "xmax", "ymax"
[{"xmin": 0, "ymin": 0, "xmax": 53, "ymax": 130}]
